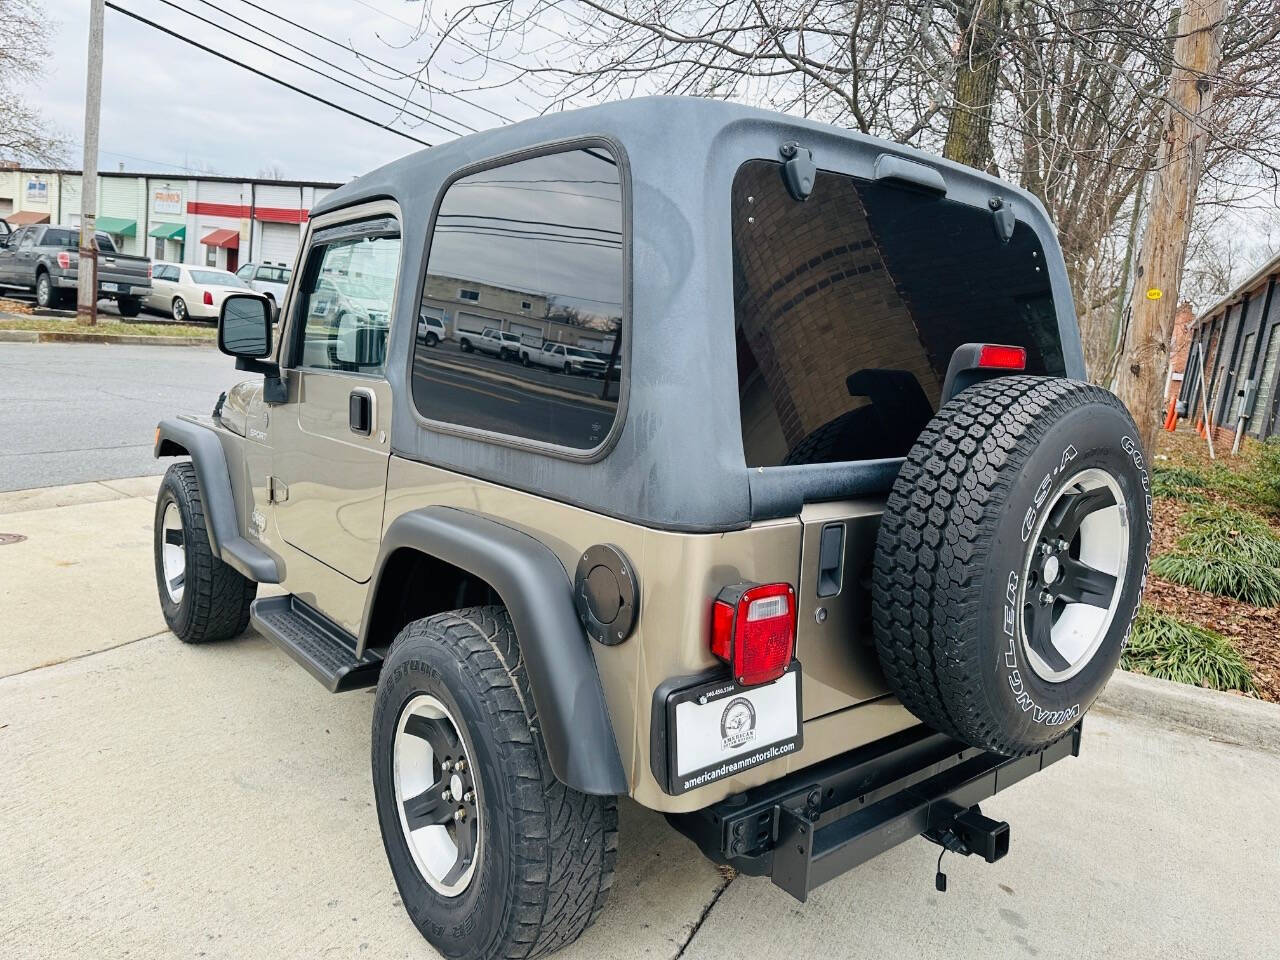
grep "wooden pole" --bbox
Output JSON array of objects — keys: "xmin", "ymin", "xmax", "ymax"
[
  {"xmin": 77, "ymin": 0, "xmax": 105, "ymax": 326},
  {"xmin": 1113, "ymin": 0, "xmax": 1228, "ymax": 455}
]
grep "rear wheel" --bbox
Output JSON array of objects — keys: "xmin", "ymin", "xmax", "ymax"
[
  {"xmin": 425, "ymin": 332, "xmax": 439, "ymax": 347},
  {"xmin": 871, "ymin": 376, "xmax": 1151, "ymax": 755},
  {"xmin": 117, "ymin": 297, "xmax": 142, "ymax": 318},
  {"xmin": 460, "ymin": 338, "xmax": 473, "ymax": 353},
  {"xmin": 35, "ymin": 271, "xmax": 53, "ymax": 308},
  {"xmin": 153, "ymin": 462, "xmax": 256, "ymax": 643},
  {"xmin": 372, "ymin": 606, "xmax": 617, "ymax": 960}
]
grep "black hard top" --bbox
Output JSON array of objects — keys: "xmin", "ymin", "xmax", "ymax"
[{"xmin": 313, "ymin": 97, "xmax": 1084, "ymax": 532}]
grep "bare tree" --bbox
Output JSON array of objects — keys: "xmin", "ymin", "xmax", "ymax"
[{"xmin": 0, "ymin": 1, "xmax": 67, "ymax": 165}]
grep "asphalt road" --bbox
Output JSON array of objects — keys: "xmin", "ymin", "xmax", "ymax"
[{"xmin": 0, "ymin": 342, "xmax": 240, "ymax": 492}]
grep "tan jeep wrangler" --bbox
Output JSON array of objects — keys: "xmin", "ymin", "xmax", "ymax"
[{"xmin": 152, "ymin": 97, "xmax": 1150, "ymax": 960}]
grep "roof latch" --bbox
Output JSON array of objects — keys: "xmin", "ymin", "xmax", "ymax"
[{"xmin": 780, "ymin": 141, "xmax": 816, "ymax": 201}]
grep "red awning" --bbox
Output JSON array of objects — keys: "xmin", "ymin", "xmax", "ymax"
[
  {"xmin": 4, "ymin": 210, "xmax": 50, "ymax": 226},
  {"xmin": 200, "ymin": 228, "xmax": 240, "ymax": 249}
]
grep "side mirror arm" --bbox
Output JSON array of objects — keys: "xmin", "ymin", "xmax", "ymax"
[{"xmin": 234, "ymin": 357, "xmax": 288, "ymax": 405}]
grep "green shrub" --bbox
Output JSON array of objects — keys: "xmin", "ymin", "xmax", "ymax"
[
  {"xmin": 1123, "ymin": 607, "xmax": 1255, "ymax": 693},
  {"xmin": 1256, "ymin": 438, "xmax": 1280, "ymax": 507},
  {"xmin": 1152, "ymin": 503, "xmax": 1280, "ymax": 605},
  {"xmin": 1151, "ymin": 465, "xmax": 1208, "ymax": 503}
]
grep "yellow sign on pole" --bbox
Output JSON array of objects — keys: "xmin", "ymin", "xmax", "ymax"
[{"xmin": 1146, "ymin": 288, "xmax": 1163, "ymax": 301}]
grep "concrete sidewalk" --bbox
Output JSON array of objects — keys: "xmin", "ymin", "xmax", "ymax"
[{"xmin": 2, "ymin": 480, "xmax": 1278, "ymax": 959}]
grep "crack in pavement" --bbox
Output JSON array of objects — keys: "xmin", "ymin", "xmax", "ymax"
[
  {"xmin": 673, "ymin": 868, "xmax": 735, "ymax": 959},
  {"xmin": 0, "ymin": 631, "xmax": 168, "ymax": 682}
]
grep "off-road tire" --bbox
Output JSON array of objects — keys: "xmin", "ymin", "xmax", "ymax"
[
  {"xmin": 372, "ymin": 606, "xmax": 617, "ymax": 960},
  {"xmin": 153, "ymin": 462, "xmax": 256, "ymax": 643},
  {"xmin": 871, "ymin": 377, "xmax": 1151, "ymax": 756}
]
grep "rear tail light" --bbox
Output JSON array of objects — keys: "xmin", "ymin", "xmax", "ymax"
[
  {"xmin": 977, "ymin": 344, "xmax": 1026, "ymax": 370},
  {"xmin": 203, "ymin": 290, "xmax": 214, "ymax": 306},
  {"xmin": 147, "ymin": 263, "xmax": 153, "ymax": 278},
  {"xmin": 56, "ymin": 251, "xmax": 70, "ymax": 269},
  {"xmin": 710, "ymin": 582, "xmax": 796, "ymax": 686}
]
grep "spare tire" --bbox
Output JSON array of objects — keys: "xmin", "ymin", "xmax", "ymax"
[{"xmin": 871, "ymin": 376, "xmax": 1151, "ymax": 756}]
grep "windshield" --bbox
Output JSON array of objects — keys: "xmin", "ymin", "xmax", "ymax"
[
  {"xmin": 190, "ymin": 269, "xmax": 246, "ymax": 286},
  {"xmin": 732, "ymin": 159, "xmax": 1065, "ymax": 467}
]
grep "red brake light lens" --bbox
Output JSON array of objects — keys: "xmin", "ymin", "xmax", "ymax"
[
  {"xmin": 977, "ymin": 344, "xmax": 1026, "ymax": 370},
  {"xmin": 56, "ymin": 251, "xmax": 71, "ymax": 269},
  {"xmin": 710, "ymin": 582, "xmax": 796, "ymax": 686},
  {"xmin": 203, "ymin": 290, "xmax": 214, "ymax": 306}
]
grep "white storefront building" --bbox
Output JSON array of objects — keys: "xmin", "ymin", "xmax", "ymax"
[{"xmin": 0, "ymin": 166, "xmax": 340, "ymax": 272}]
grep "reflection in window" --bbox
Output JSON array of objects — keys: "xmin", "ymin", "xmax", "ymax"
[
  {"xmin": 294, "ymin": 220, "xmax": 401, "ymax": 374},
  {"xmin": 412, "ymin": 146, "xmax": 624, "ymax": 450}
]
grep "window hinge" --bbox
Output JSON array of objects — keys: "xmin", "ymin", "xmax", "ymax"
[{"xmin": 267, "ymin": 476, "xmax": 289, "ymax": 503}]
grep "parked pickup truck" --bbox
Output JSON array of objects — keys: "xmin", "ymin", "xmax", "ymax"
[
  {"xmin": 521, "ymin": 340, "xmax": 609, "ymax": 376},
  {"xmin": 458, "ymin": 325, "xmax": 521, "ymax": 360},
  {"xmin": 0, "ymin": 222, "xmax": 151, "ymax": 315},
  {"xmin": 235, "ymin": 262, "xmax": 292, "ymax": 319}
]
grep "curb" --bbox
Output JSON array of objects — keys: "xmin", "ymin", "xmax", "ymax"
[
  {"xmin": 0, "ymin": 329, "xmax": 213, "ymax": 347},
  {"xmin": 1096, "ymin": 668, "xmax": 1280, "ymax": 754}
]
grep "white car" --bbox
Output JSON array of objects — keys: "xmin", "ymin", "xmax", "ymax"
[
  {"xmin": 235, "ymin": 262, "xmax": 292, "ymax": 317},
  {"xmin": 147, "ymin": 262, "xmax": 251, "ymax": 321},
  {"xmin": 417, "ymin": 311, "xmax": 447, "ymax": 346},
  {"xmin": 523, "ymin": 341, "xmax": 609, "ymax": 376}
]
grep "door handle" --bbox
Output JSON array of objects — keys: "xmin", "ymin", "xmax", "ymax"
[
  {"xmin": 816, "ymin": 522, "xmax": 845, "ymax": 598},
  {"xmin": 348, "ymin": 389, "xmax": 374, "ymax": 436}
]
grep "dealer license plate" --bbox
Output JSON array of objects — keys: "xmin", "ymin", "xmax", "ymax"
[
  {"xmin": 666, "ymin": 664, "xmax": 802, "ymax": 795},
  {"xmin": 101, "ymin": 282, "xmax": 119, "ymax": 292}
]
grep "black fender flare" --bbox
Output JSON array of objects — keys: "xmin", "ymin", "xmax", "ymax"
[
  {"xmin": 363, "ymin": 506, "xmax": 628, "ymax": 797},
  {"xmin": 153, "ymin": 419, "xmax": 281, "ymax": 583}
]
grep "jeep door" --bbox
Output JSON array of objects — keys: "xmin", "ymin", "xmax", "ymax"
[{"xmin": 270, "ymin": 204, "xmax": 401, "ymax": 583}]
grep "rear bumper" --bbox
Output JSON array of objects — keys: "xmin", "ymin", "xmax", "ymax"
[
  {"xmin": 52, "ymin": 274, "xmax": 149, "ymax": 298},
  {"xmin": 667, "ymin": 721, "xmax": 1081, "ymax": 901}
]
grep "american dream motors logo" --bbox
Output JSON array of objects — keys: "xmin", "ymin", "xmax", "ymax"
[{"xmin": 719, "ymin": 697, "xmax": 757, "ymax": 750}]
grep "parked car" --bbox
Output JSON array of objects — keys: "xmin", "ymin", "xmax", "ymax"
[
  {"xmin": 0, "ymin": 223, "xmax": 151, "ymax": 314},
  {"xmin": 459, "ymin": 325, "xmax": 521, "ymax": 359},
  {"xmin": 152, "ymin": 97, "xmax": 1150, "ymax": 960},
  {"xmin": 521, "ymin": 340, "xmax": 608, "ymax": 376},
  {"xmin": 416, "ymin": 311, "xmax": 446, "ymax": 346},
  {"xmin": 146, "ymin": 262, "xmax": 251, "ymax": 321},
  {"xmin": 235, "ymin": 262, "xmax": 291, "ymax": 317}
]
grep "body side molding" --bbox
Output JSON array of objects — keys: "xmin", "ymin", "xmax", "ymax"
[{"xmin": 364, "ymin": 506, "xmax": 628, "ymax": 796}]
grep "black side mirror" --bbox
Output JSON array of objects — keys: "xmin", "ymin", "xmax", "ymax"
[{"xmin": 218, "ymin": 293, "xmax": 272, "ymax": 359}]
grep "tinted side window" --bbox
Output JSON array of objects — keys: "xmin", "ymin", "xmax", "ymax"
[
  {"xmin": 292, "ymin": 218, "xmax": 401, "ymax": 375},
  {"xmin": 732, "ymin": 159, "xmax": 1064, "ymax": 467},
  {"xmin": 411, "ymin": 146, "xmax": 624, "ymax": 450}
]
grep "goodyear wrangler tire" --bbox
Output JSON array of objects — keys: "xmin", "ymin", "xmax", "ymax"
[{"xmin": 871, "ymin": 376, "xmax": 1151, "ymax": 756}]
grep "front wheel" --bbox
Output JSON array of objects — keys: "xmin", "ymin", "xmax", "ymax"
[
  {"xmin": 372, "ymin": 607, "xmax": 617, "ymax": 960},
  {"xmin": 171, "ymin": 297, "xmax": 187, "ymax": 322},
  {"xmin": 153, "ymin": 462, "xmax": 256, "ymax": 643}
]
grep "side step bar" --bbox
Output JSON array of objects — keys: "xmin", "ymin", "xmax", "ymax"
[
  {"xmin": 250, "ymin": 595, "xmax": 382, "ymax": 692},
  {"xmin": 668, "ymin": 722, "xmax": 1082, "ymax": 902}
]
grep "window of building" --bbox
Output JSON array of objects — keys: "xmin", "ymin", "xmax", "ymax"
[
  {"xmin": 732, "ymin": 159, "xmax": 1065, "ymax": 467},
  {"xmin": 458, "ymin": 288, "xmax": 480, "ymax": 301},
  {"xmin": 411, "ymin": 145, "xmax": 625, "ymax": 450},
  {"xmin": 292, "ymin": 217, "xmax": 401, "ymax": 375}
]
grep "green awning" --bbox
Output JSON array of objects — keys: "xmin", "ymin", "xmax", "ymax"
[
  {"xmin": 96, "ymin": 216, "xmax": 136, "ymax": 237},
  {"xmin": 148, "ymin": 221, "xmax": 185, "ymax": 240}
]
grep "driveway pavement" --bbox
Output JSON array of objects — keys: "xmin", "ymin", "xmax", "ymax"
[
  {"xmin": 2, "ymin": 480, "xmax": 1278, "ymax": 960},
  {"xmin": 0, "ymin": 342, "xmax": 239, "ymax": 492}
]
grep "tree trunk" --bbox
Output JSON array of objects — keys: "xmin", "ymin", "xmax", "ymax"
[
  {"xmin": 1113, "ymin": 0, "xmax": 1227, "ymax": 456},
  {"xmin": 943, "ymin": 0, "xmax": 1004, "ymax": 171}
]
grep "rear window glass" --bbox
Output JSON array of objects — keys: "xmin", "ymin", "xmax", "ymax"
[
  {"xmin": 191, "ymin": 269, "xmax": 245, "ymax": 286},
  {"xmin": 43, "ymin": 229, "xmax": 78, "ymax": 248},
  {"xmin": 733, "ymin": 159, "xmax": 1065, "ymax": 467}
]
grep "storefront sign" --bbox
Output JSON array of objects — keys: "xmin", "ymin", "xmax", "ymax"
[
  {"xmin": 25, "ymin": 178, "xmax": 48, "ymax": 205},
  {"xmin": 153, "ymin": 188, "xmax": 183, "ymax": 215}
]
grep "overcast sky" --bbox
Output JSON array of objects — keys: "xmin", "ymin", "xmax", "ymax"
[{"xmin": 21, "ymin": 0, "xmax": 524, "ymax": 184}]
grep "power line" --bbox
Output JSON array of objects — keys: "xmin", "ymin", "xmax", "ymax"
[
  {"xmin": 103, "ymin": 2, "xmax": 432, "ymax": 147},
  {"xmin": 225, "ymin": 0, "xmax": 517, "ymax": 125},
  {"xmin": 182, "ymin": 0, "xmax": 481, "ymax": 135},
  {"xmin": 144, "ymin": 0, "xmax": 472, "ymax": 139}
]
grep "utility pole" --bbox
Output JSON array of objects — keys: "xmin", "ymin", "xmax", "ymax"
[
  {"xmin": 78, "ymin": 0, "xmax": 105, "ymax": 326},
  {"xmin": 1114, "ymin": 0, "xmax": 1227, "ymax": 455}
]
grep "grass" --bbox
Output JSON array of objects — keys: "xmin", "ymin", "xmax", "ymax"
[
  {"xmin": 1151, "ymin": 465, "xmax": 1209, "ymax": 503},
  {"xmin": 1123, "ymin": 607, "xmax": 1255, "ymax": 692},
  {"xmin": 1151, "ymin": 502, "xmax": 1280, "ymax": 606},
  {"xmin": 0, "ymin": 315, "xmax": 216, "ymax": 339}
]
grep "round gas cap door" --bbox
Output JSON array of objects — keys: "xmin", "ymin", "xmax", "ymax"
[{"xmin": 574, "ymin": 544, "xmax": 638, "ymax": 646}]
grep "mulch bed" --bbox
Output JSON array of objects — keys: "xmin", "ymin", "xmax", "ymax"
[{"xmin": 1146, "ymin": 428, "xmax": 1280, "ymax": 702}]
